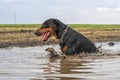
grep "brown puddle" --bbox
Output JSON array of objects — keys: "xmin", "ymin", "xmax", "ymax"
[{"xmin": 0, "ymin": 42, "xmax": 120, "ymax": 80}]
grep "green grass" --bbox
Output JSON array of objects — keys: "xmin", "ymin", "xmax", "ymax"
[
  {"xmin": 68, "ymin": 24, "xmax": 120, "ymax": 29},
  {"xmin": 0, "ymin": 24, "xmax": 40, "ymax": 31},
  {"xmin": 0, "ymin": 24, "xmax": 40, "ymax": 28},
  {"xmin": 0, "ymin": 24, "xmax": 120, "ymax": 31}
]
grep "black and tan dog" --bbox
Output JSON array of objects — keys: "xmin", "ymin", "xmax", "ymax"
[{"xmin": 35, "ymin": 18, "xmax": 97, "ymax": 55}]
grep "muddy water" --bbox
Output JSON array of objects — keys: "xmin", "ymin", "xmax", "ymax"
[{"xmin": 0, "ymin": 42, "xmax": 120, "ymax": 80}]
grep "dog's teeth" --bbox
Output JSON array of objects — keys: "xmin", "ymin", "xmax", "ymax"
[{"xmin": 48, "ymin": 32, "xmax": 50, "ymax": 35}]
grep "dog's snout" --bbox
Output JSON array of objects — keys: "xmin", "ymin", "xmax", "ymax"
[{"xmin": 34, "ymin": 31, "xmax": 40, "ymax": 36}]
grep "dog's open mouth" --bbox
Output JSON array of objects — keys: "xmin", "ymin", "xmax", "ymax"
[{"xmin": 41, "ymin": 32, "xmax": 50, "ymax": 42}]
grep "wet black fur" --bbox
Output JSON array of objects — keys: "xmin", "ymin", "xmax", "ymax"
[{"xmin": 36, "ymin": 18, "xmax": 97, "ymax": 55}]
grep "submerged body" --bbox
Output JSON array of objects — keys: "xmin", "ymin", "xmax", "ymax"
[{"xmin": 60, "ymin": 27, "xmax": 97, "ymax": 55}]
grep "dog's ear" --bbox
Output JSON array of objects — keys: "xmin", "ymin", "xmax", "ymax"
[
  {"xmin": 52, "ymin": 19, "xmax": 67, "ymax": 38},
  {"xmin": 53, "ymin": 19, "xmax": 65, "ymax": 28}
]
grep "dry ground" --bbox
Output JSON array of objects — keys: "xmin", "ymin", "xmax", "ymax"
[{"xmin": 0, "ymin": 24, "xmax": 120, "ymax": 48}]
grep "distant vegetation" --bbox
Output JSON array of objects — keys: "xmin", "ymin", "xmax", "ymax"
[
  {"xmin": 0, "ymin": 24, "xmax": 120, "ymax": 31},
  {"xmin": 0, "ymin": 24, "xmax": 40, "ymax": 31},
  {"xmin": 68, "ymin": 24, "xmax": 120, "ymax": 29}
]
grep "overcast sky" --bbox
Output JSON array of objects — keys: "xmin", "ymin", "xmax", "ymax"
[{"xmin": 0, "ymin": 0, "xmax": 120, "ymax": 24}]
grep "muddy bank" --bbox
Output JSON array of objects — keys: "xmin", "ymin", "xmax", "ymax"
[
  {"xmin": 0, "ymin": 29, "xmax": 120, "ymax": 48},
  {"xmin": 0, "ymin": 29, "xmax": 33, "ymax": 34},
  {"xmin": 0, "ymin": 30, "xmax": 59, "ymax": 48},
  {"xmin": 0, "ymin": 39, "xmax": 59, "ymax": 48}
]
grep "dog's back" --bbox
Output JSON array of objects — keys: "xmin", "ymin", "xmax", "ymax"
[{"xmin": 61, "ymin": 27, "xmax": 97, "ymax": 55}]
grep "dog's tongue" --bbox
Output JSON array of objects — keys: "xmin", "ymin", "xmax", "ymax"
[{"xmin": 41, "ymin": 32, "xmax": 50, "ymax": 42}]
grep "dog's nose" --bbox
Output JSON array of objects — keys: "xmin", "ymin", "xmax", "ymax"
[
  {"xmin": 34, "ymin": 31, "xmax": 37, "ymax": 35},
  {"xmin": 34, "ymin": 31, "xmax": 39, "ymax": 36}
]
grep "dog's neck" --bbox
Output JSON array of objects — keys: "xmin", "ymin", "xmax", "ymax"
[{"xmin": 58, "ymin": 26, "xmax": 68, "ymax": 43}]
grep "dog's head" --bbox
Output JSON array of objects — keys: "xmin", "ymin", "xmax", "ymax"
[{"xmin": 35, "ymin": 18, "xmax": 66, "ymax": 42}]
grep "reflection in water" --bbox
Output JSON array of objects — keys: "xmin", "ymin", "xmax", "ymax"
[
  {"xmin": 30, "ymin": 57, "xmax": 93, "ymax": 80},
  {"xmin": 0, "ymin": 42, "xmax": 120, "ymax": 80},
  {"xmin": 45, "ymin": 58, "xmax": 92, "ymax": 80}
]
